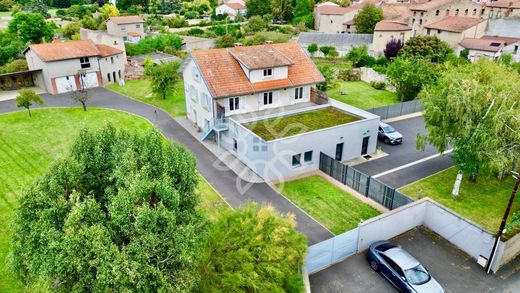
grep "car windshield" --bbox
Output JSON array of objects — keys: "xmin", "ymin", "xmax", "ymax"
[
  {"xmin": 404, "ymin": 265, "xmax": 431, "ymax": 285},
  {"xmin": 382, "ymin": 125, "xmax": 395, "ymax": 133}
]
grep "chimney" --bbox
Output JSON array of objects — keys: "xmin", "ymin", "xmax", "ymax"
[
  {"xmin": 265, "ymin": 40, "xmax": 273, "ymax": 45},
  {"xmin": 52, "ymin": 37, "xmax": 62, "ymax": 43},
  {"xmin": 234, "ymin": 42, "xmax": 242, "ymax": 47}
]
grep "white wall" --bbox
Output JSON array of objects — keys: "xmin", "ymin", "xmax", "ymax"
[
  {"xmin": 79, "ymin": 28, "xmax": 126, "ymax": 58},
  {"xmin": 248, "ymin": 66, "xmax": 288, "ymax": 83},
  {"xmin": 98, "ymin": 53, "xmax": 126, "ymax": 84},
  {"xmin": 184, "ymin": 60, "xmax": 215, "ymax": 131}
]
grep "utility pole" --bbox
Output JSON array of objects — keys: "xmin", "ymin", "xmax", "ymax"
[{"xmin": 485, "ymin": 171, "xmax": 520, "ymax": 273}]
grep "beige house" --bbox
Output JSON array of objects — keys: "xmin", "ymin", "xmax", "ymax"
[
  {"xmin": 486, "ymin": 0, "xmax": 520, "ymax": 18},
  {"xmin": 79, "ymin": 28, "xmax": 126, "ymax": 58},
  {"xmin": 314, "ymin": 2, "xmax": 358, "ymax": 33},
  {"xmin": 373, "ymin": 20, "xmax": 412, "ymax": 52},
  {"xmin": 106, "ymin": 16, "xmax": 145, "ymax": 43},
  {"xmin": 457, "ymin": 35, "xmax": 520, "ymax": 61},
  {"xmin": 423, "ymin": 16, "xmax": 487, "ymax": 47},
  {"xmin": 24, "ymin": 40, "xmax": 125, "ymax": 95}
]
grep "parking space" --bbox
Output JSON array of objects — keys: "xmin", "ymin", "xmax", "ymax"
[
  {"xmin": 354, "ymin": 116, "xmax": 453, "ymax": 188},
  {"xmin": 310, "ymin": 227, "xmax": 520, "ymax": 293}
]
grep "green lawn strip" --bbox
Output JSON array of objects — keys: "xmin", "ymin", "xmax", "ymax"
[
  {"xmin": 107, "ymin": 79, "xmax": 186, "ymax": 117},
  {"xmin": 327, "ymin": 81, "xmax": 399, "ymax": 110},
  {"xmin": 196, "ymin": 175, "xmax": 231, "ymax": 222},
  {"xmin": 275, "ymin": 175, "xmax": 381, "ymax": 234},
  {"xmin": 399, "ymin": 167, "xmax": 520, "ymax": 234},
  {"xmin": 244, "ymin": 107, "xmax": 360, "ymax": 141},
  {"xmin": 0, "ymin": 108, "xmax": 224, "ymax": 292},
  {"xmin": 312, "ymin": 57, "xmax": 353, "ymax": 70}
]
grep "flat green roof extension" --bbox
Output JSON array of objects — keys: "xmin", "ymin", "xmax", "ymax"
[{"xmin": 244, "ymin": 107, "xmax": 361, "ymax": 141}]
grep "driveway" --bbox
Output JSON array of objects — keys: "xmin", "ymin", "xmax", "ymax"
[
  {"xmin": 0, "ymin": 87, "xmax": 333, "ymax": 245},
  {"xmin": 354, "ymin": 116, "xmax": 453, "ymax": 188},
  {"xmin": 310, "ymin": 227, "xmax": 520, "ymax": 293}
]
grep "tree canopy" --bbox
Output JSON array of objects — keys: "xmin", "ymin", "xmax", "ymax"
[
  {"xmin": 8, "ymin": 12, "xmax": 56, "ymax": 43},
  {"xmin": 399, "ymin": 35, "xmax": 452, "ymax": 63},
  {"xmin": 11, "ymin": 125, "xmax": 205, "ymax": 292},
  {"xmin": 198, "ymin": 203, "xmax": 307, "ymax": 293},
  {"xmin": 145, "ymin": 61, "xmax": 181, "ymax": 99},
  {"xmin": 386, "ymin": 56, "xmax": 439, "ymax": 102},
  {"xmin": 246, "ymin": 0, "xmax": 271, "ymax": 17},
  {"xmin": 418, "ymin": 59, "xmax": 520, "ymax": 181},
  {"xmin": 353, "ymin": 4, "xmax": 383, "ymax": 34},
  {"xmin": 15, "ymin": 89, "xmax": 43, "ymax": 117}
]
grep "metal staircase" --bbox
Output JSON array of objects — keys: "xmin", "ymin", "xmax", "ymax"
[{"xmin": 201, "ymin": 118, "xmax": 228, "ymax": 141}]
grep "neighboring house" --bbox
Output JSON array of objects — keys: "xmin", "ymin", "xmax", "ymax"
[
  {"xmin": 486, "ymin": 0, "xmax": 520, "ymax": 18},
  {"xmin": 183, "ymin": 43, "xmax": 379, "ymax": 182},
  {"xmin": 373, "ymin": 20, "xmax": 412, "ymax": 52},
  {"xmin": 215, "ymin": 2, "xmax": 247, "ymax": 20},
  {"xmin": 79, "ymin": 28, "xmax": 126, "ymax": 58},
  {"xmin": 457, "ymin": 35, "xmax": 520, "ymax": 61},
  {"xmin": 422, "ymin": 16, "xmax": 487, "ymax": 47},
  {"xmin": 24, "ymin": 40, "xmax": 125, "ymax": 95},
  {"xmin": 106, "ymin": 15, "xmax": 145, "ymax": 43},
  {"xmin": 297, "ymin": 32, "xmax": 374, "ymax": 57},
  {"xmin": 314, "ymin": 2, "xmax": 360, "ymax": 33}
]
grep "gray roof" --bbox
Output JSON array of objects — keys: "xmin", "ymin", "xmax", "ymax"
[
  {"xmin": 486, "ymin": 18, "xmax": 520, "ymax": 38},
  {"xmin": 297, "ymin": 32, "xmax": 373, "ymax": 48}
]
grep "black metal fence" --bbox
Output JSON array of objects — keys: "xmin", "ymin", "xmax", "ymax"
[
  {"xmin": 366, "ymin": 100, "xmax": 424, "ymax": 120},
  {"xmin": 319, "ymin": 152, "xmax": 414, "ymax": 210}
]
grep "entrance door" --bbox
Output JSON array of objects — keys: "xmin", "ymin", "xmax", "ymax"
[
  {"xmin": 361, "ymin": 136, "xmax": 369, "ymax": 155},
  {"xmin": 335, "ymin": 143, "xmax": 344, "ymax": 161}
]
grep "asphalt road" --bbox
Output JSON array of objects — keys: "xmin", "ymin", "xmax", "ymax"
[
  {"xmin": 310, "ymin": 227, "xmax": 520, "ymax": 293},
  {"xmin": 0, "ymin": 87, "xmax": 333, "ymax": 245},
  {"xmin": 354, "ymin": 116, "xmax": 453, "ymax": 188}
]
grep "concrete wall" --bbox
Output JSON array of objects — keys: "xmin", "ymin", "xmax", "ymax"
[
  {"xmin": 98, "ymin": 53, "xmax": 126, "ymax": 84},
  {"xmin": 372, "ymin": 30, "xmax": 411, "ymax": 53},
  {"xmin": 249, "ymin": 66, "xmax": 288, "ymax": 83},
  {"xmin": 501, "ymin": 42, "xmax": 520, "ymax": 63},
  {"xmin": 360, "ymin": 67, "xmax": 388, "ymax": 83},
  {"xmin": 497, "ymin": 232, "xmax": 520, "ymax": 269},
  {"xmin": 488, "ymin": 7, "xmax": 520, "ymax": 19},
  {"xmin": 314, "ymin": 12, "xmax": 356, "ymax": 34},
  {"xmin": 184, "ymin": 60, "xmax": 215, "ymax": 131}
]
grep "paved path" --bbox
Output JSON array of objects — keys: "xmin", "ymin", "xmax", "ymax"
[{"xmin": 0, "ymin": 87, "xmax": 333, "ymax": 245}]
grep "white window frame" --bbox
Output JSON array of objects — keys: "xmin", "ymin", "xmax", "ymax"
[
  {"xmin": 294, "ymin": 87, "xmax": 304, "ymax": 100},
  {"xmin": 263, "ymin": 68, "xmax": 273, "ymax": 77},
  {"xmin": 229, "ymin": 97, "xmax": 240, "ymax": 113},
  {"xmin": 79, "ymin": 57, "xmax": 90, "ymax": 69}
]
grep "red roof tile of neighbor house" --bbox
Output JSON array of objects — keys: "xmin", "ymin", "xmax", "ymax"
[
  {"xmin": 459, "ymin": 38, "xmax": 505, "ymax": 52},
  {"xmin": 486, "ymin": 0, "xmax": 520, "ymax": 9},
  {"xmin": 107, "ymin": 15, "xmax": 144, "ymax": 24},
  {"xmin": 481, "ymin": 35, "xmax": 520, "ymax": 44},
  {"xmin": 423, "ymin": 16, "xmax": 485, "ymax": 33},
  {"xmin": 411, "ymin": 0, "xmax": 453, "ymax": 11},
  {"xmin": 191, "ymin": 43, "xmax": 324, "ymax": 98},
  {"xmin": 316, "ymin": 4, "xmax": 357, "ymax": 15},
  {"xmin": 226, "ymin": 2, "xmax": 246, "ymax": 9},
  {"xmin": 26, "ymin": 40, "xmax": 122, "ymax": 61},
  {"xmin": 228, "ymin": 44, "xmax": 294, "ymax": 69},
  {"xmin": 127, "ymin": 31, "xmax": 141, "ymax": 36},
  {"xmin": 375, "ymin": 20, "xmax": 412, "ymax": 31}
]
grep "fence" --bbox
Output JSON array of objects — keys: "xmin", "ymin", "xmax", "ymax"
[
  {"xmin": 306, "ymin": 228, "xmax": 359, "ymax": 274},
  {"xmin": 366, "ymin": 100, "xmax": 424, "ymax": 120},
  {"xmin": 319, "ymin": 152, "xmax": 413, "ymax": 210}
]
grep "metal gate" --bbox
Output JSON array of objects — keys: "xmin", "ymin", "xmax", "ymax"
[{"xmin": 306, "ymin": 228, "xmax": 359, "ymax": 274}]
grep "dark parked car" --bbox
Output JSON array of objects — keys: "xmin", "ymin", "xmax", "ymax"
[
  {"xmin": 366, "ymin": 241, "xmax": 444, "ymax": 293},
  {"xmin": 378, "ymin": 122, "xmax": 403, "ymax": 145}
]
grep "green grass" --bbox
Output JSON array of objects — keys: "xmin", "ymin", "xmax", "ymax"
[
  {"xmin": 0, "ymin": 11, "xmax": 11, "ymax": 17},
  {"xmin": 244, "ymin": 107, "xmax": 360, "ymax": 141},
  {"xmin": 275, "ymin": 175, "xmax": 381, "ymax": 234},
  {"xmin": 312, "ymin": 57, "xmax": 353, "ymax": 70},
  {"xmin": 399, "ymin": 167, "xmax": 520, "ymax": 235},
  {"xmin": 0, "ymin": 108, "xmax": 226, "ymax": 292},
  {"xmin": 328, "ymin": 81, "xmax": 399, "ymax": 110},
  {"xmin": 196, "ymin": 175, "xmax": 231, "ymax": 222},
  {"xmin": 107, "ymin": 79, "xmax": 186, "ymax": 117}
]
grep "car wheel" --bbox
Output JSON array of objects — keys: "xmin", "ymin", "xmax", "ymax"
[
  {"xmin": 384, "ymin": 138, "xmax": 390, "ymax": 144},
  {"xmin": 370, "ymin": 260, "xmax": 379, "ymax": 271}
]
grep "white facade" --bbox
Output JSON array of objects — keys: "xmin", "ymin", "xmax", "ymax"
[{"xmin": 215, "ymin": 4, "xmax": 246, "ymax": 20}]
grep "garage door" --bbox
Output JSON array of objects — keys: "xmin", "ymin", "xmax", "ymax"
[
  {"xmin": 55, "ymin": 76, "xmax": 77, "ymax": 94},
  {"xmin": 80, "ymin": 72, "xmax": 98, "ymax": 89}
]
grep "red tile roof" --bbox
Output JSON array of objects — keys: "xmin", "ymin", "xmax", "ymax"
[
  {"xmin": 26, "ymin": 40, "xmax": 122, "ymax": 61},
  {"xmin": 423, "ymin": 16, "xmax": 485, "ymax": 33},
  {"xmin": 375, "ymin": 20, "xmax": 412, "ymax": 31},
  {"xmin": 481, "ymin": 35, "xmax": 520, "ymax": 44},
  {"xmin": 226, "ymin": 2, "xmax": 246, "ymax": 9},
  {"xmin": 191, "ymin": 43, "xmax": 324, "ymax": 98},
  {"xmin": 459, "ymin": 38, "xmax": 504, "ymax": 52},
  {"xmin": 228, "ymin": 45, "xmax": 294, "ymax": 69},
  {"xmin": 411, "ymin": 0, "xmax": 453, "ymax": 11},
  {"xmin": 107, "ymin": 15, "xmax": 144, "ymax": 25},
  {"xmin": 127, "ymin": 31, "xmax": 141, "ymax": 36},
  {"xmin": 316, "ymin": 4, "xmax": 356, "ymax": 15},
  {"xmin": 486, "ymin": 0, "xmax": 520, "ymax": 9}
]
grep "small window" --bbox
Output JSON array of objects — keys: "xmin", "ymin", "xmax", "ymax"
[
  {"xmin": 446, "ymin": 9, "xmax": 450, "ymax": 16},
  {"xmin": 107, "ymin": 73, "xmax": 111, "ymax": 82},
  {"xmin": 455, "ymin": 9, "xmax": 459, "ymax": 16},
  {"xmin": 118, "ymin": 70, "xmax": 121, "ymax": 79},
  {"xmin": 481, "ymin": 8, "xmax": 486, "ymax": 15},
  {"xmin": 427, "ymin": 28, "xmax": 431, "ymax": 35},
  {"xmin": 136, "ymin": 24, "xmax": 141, "ymax": 28},
  {"xmin": 110, "ymin": 57, "xmax": 114, "ymax": 64},
  {"xmin": 263, "ymin": 68, "xmax": 273, "ymax": 76},
  {"xmin": 295, "ymin": 87, "xmax": 303, "ymax": 100},
  {"xmin": 514, "ymin": 45, "xmax": 518, "ymax": 54},
  {"xmin": 229, "ymin": 97, "xmax": 239, "ymax": 111},
  {"xmin": 464, "ymin": 9, "xmax": 469, "ymax": 16},
  {"xmin": 121, "ymin": 25, "xmax": 126, "ymax": 31},
  {"xmin": 292, "ymin": 154, "xmax": 301, "ymax": 167},
  {"xmin": 435, "ymin": 10, "xmax": 439, "ymax": 16},
  {"xmin": 304, "ymin": 151, "xmax": 313, "ymax": 163},
  {"xmin": 419, "ymin": 19, "xmax": 423, "ymax": 25},
  {"xmin": 114, "ymin": 40, "xmax": 118, "ymax": 45},
  {"xmin": 233, "ymin": 139, "xmax": 237, "ymax": 151},
  {"xmin": 473, "ymin": 8, "xmax": 477, "ymax": 16},
  {"xmin": 79, "ymin": 57, "xmax": 90, "ymax": 69},
  {"xmin": 438, "ymin": 29, "xmax": 441, "ymax": 34},
  {"xmin": 263, "ymin": 92, "xmax": 273, "ymax": 105}
]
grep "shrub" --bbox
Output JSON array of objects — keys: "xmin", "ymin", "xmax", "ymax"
[
  {"xmin": 167, "ymin": 16, "xmax": 188, "ymax": 28},
  {"xmin": 184, "ymin": 10, "xmax": 199, "ymax": 19},
  {"xmin": 187, "ymin": 27, "xmax": 204, "ymax": 36},
  {"xmin": 55, "ymin": 9, "xmax": 65, "ymax": 16},
  {"xmin": 370, "ymin": 81, "xmax": 386, "ymax": 90},
  {"xmin": 337, "ymin": 68, "xmax": 360, "ymax": 81},
  {"xmin": 125, "ymin": 34, "xmax": 183, "ymax": 56}
]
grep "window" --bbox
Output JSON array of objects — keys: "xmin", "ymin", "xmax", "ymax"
[
  {"xmin": 473, "ymin": 8, "xmax": 477, "ymax": 16},
  {"xmin": 233, "ymin": 139, "xmax": 237, "ymax": 151},
  {"xmin": 201, "ymin": 93, "xmax": 210, "ymax": 110},
  {"xmin": 380, "ymin": 254, "xmax": 398, "ymax": 271},
  {"xmin": 229, "ymin": 97, "xmax": 239, "ymax": 111},
  {"xmin": 123, "ymin": 36, "xmax": 127, "ymax": 41},
  {"xmin": 110, "ymin": 56, "xmax": 114, "ymax": 64},
  {"xmin": 263, "ymin": 68, "xmax": 273, "ymax": 76},
  {"xmin": 294, "ymin": 87, "xmax": 303, "ymax": 100},
  {"xmin": 79, "ymin": 57, "xmax": 90, "ymax": 69},
  {"xmin": 419, "ymin": 19, "xmax": 422, "ymax": 25},
  {"xmin": 118, "ymin": 70, "xmax": 121, "ymax": 79},
  {"xmin": 190, "ymin": 85, "xmax": 198, "ymax": 102},
  {"xmin": 455, "ymin": 9, "xmax": 459, "ymax": 16},
  {"xmin": 113, "ymin": 40, "xmax": 118, "ymax": 45},
  {"xmin": 304, "ymin": 151, "xmax": 313, "ymax": 163},
  {"xmin": 481, "ymin": 8, "xmax": 486, "ymax": 15},
  {"xmin": 514, "ymin": 45, "xmax": 518, "ymax": 54},
  {"xmin": 435, "ymin": 10, "xmax": 439, "ymax": 16},
  {"xmin": 437, "ymin": 29, "xmax": 441, "ymax": 34},
  {"xmin": 292, "ymin": 154, "xmax": 301, "ymax": 167},
  {"xmin": 107, "ymin": 73, "xmax": 111, "ymax": 82},
  {"xmin": 465, "ymin": 9, "xmax": 469, "ymax": 16},
  {"xmin": 426, "ymin": 28, "xmax": 431, "ymax": 35},
  {"xmin": 446, "ymin": 9, "xmax": 450, "ymax": 16},
  {"xmin": 263, "ymin": 92, "xmax": 273, "ymax": 105},
  {"xmin": 136, "ymin": 24, "xmax": 141, "ymax": 28},
  {"xmin": 121, "ymin": 25, "xmax": 126, "ymax": 31}
]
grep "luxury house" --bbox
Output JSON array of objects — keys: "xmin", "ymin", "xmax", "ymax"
[
  {"xmin": 24, "ymin": 39, "xmax": 125, "ymax": 94},
  {"xmin": 183, "ymin": 43, "xmax": 379, "ymax": 181}
]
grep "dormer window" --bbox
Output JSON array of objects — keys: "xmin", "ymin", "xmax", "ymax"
[{"xmin": 263, "ymin": 68, "xmax": 273, "ymax": 76}]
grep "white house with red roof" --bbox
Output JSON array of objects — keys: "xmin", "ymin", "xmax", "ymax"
[
  {"xmin": 215, "ymin": 1, "xmax": 247, "ymax": 20},
  {"xmin": 183, "ymin": 42, "xmax": 379, "ymax": 181},
  {"xmin": 457, "ymin": 35, "xmax": 520, "ymax": 61},
  {"xmin": 106, "ymin": 16, "xmax": 145, "ymax": 43},
  {"xmin": 24, "ymin": 40, "xmax": 125, "ymax": 95},
  {"xmin": 314, "ymin": 1, "xmax": 384, "ymax": 34}
]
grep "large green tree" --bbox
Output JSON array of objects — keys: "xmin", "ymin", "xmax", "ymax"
[
  {"xmin": 246, "ymin": 0, "xmax": 271, "ymax": 17},
  {"xmin": 418, "ymin": 60, "xmax": 520, "ymax": 185},
  {"xmin": 271, "ymin": 0, "xmax": 293, "ymax": 20},
  {"xmin": 399, "ymin": 35, "xmax": 452, "ymax": 63},
  {"xmin": 353, "ymin": 4, "xmax": 383, "ymax": 33},
  {"xmin": 11, "ymin": 125, "xmax": 205, "ymax": 292},
  {"xmin": 293, "ymin": 0, "xmax": 313, "ymax": 28},
  {"xmin": 386, "ymin": 56, "xmax": 439, "ymax": 102},
  {"xmin": 145, "ymin": 61, "xmax": 181, "ymax": 99},
  {"xmin": 198, "ymin": 203, "xmax": 307, "ymax": 292},
  {"xmin": 8, "ymin": 12, "xmax": 56, "ymax": 43},
  {"xmin": 0, "ymin": 30, "xmax": 25, "ymax": 66}
]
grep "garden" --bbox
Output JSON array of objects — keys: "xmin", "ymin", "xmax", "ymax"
[{"xmin": 327, "ymin": 81, "xmax": 399, "ymax": 110}]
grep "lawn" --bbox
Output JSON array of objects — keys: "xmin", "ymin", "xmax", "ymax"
[
  {"xmin": 312, "ymin": 57, "xmax": 353, "ymax": 70},
  {"xmin": 399, "ymin": 167, "xmax": 520, "ymax": 235},
  {"xmin": 107, "ymin": 79, "xmax": 186, "ymax": 117},
  {"xmin": 0, "ymin": 108, "xmax": 227, "ymax": 292},
  {"xmin": 275, "ymin": 175, "xmax": 381, "ymax": 234},
  {"xmin": 328, "ymin": 81, "xmax": 399, "ymax": 110},
  {"xmin": 244, "ymin": 107, "xmax": 360, "ymax": 141}
]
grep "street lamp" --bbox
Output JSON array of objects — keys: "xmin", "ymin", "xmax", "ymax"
[{"xmin": 485, "ymin": 171, "xmax": 520, "ymax": 273}]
